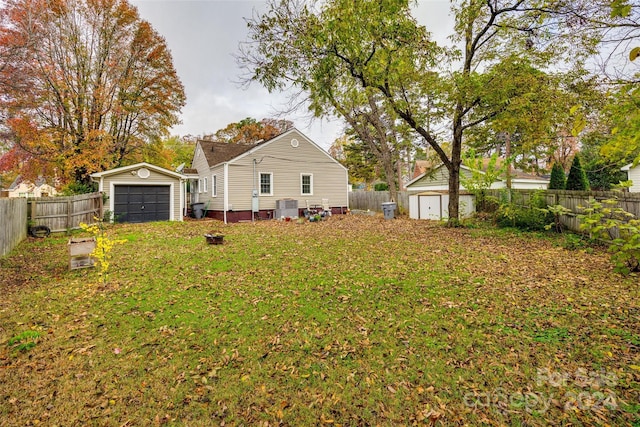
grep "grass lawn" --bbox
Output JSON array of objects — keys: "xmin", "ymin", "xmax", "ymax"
[{"xmin": 0, "ymin": 215, "xmax": 638, "ymax": 426}]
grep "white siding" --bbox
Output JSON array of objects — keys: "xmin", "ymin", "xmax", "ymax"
[
  {"xmin": 206, "ymin": 164, "xmax": 225, "ymax": 210},
  {"xmin": 627, "ymin": 166, "xmax": 640, "ymax": 192},
  {"xmin": 409, "ymin": 193, "xmax": 475, "ymax": 220},
  {"xmin": 407, "ymin": 166, "xmax": 473, "ymax": 192},
  {"xmin": 227, "ymin": 130, "xmax": 348, "ymax": 211}
]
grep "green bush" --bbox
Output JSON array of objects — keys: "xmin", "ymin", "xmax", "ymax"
[
  {"xmin": 495, "ymin": 204, "xmax": 552, "ymax": 231},
  {"xmin": 374, "ymin": 182, "xmax": 389, "ymax": 191},
  {"xmin": 494, "ymin": 190, "xmax": 554, "ymax": 231},
  {"xmin": 60, "ymin": 181, "xmax": 97, "ymax": 195},
  {"xmin": 561, "ymin": 233, "xmax": 591, "ymax": 251},
  {"xmin": 566, "ymin": 155, "xmax": 590, "ymax": 191},
  {"xmin": 579, "ymin": 198, "xmax": 640, "ymax": 274},
  {"xmin": 548, "ymin": 163, "xmax": 566, "ymax": 190}
]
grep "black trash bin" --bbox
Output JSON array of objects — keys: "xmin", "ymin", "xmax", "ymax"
[
  {"xmin": 191, "ymin": 202, "xmax": 206, "ymax": 219},
  {"xmin": 382, "ymin": 202, "xmax": 396, "ymax": 219}
]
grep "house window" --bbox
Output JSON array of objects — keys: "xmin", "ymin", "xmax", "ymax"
[
  {"xmin": 203, "ymin": 177, "xmax": 208, "ymax": 193},
  {"xmin": 212, "ymin": 174, "xmax": 217, "ymax": 197},
  {"xmin": 259, "ymin": 172, "xmax": 273, "ymax": 196},
  {"xmin": 301, "ymin": 174, "xmax": 313, "ymax": 195},
  {"xmin": 197, "ymin": 179, "xmax": 203, "ymax": 193}
]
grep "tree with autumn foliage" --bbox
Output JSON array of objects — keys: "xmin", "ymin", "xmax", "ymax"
[
  {"xmin": 239, "ymin": 0, "xmax": 602, "ymax": 226},
  {"xmin": 208, "ymin": 117, "xmax": 293, "ymax": 144},
  {"xmin": 0, "ymin": 0, "xmax": 185, "ymax": 185}
]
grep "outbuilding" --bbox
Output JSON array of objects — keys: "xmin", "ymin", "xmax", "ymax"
[
  {"xmin": 91, "ymin": 163, "xmax": 187, "ymax": 223},
  {"xmin": 621, "ymin": 163, "xmax": 640, "ymax": 192},
  {"xmin": 408, "ymin": 191, "xmax": 476, "ymax": 220},
  {"xmin": 406, "ymin": 162, "xmax": 549, "ymax": 220}
]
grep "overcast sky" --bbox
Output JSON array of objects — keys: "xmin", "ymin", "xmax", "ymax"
[{"xmin": 130, "ymin": 0, "xmax": 453, "ymax": 150}]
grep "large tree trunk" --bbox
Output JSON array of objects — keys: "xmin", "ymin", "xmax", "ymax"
[
  {"xmin": 382, "ymin": 150, "xmax": 398, "ymax": 203},
  {"xmin": 447, "ymin": 102, "xmax": 464, "ymax": 226}
]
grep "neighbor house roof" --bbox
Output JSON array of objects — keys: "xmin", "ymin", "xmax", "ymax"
[
  {"xmin": 8, "ymin": 175, "xmax": 54, "ymax": 190},
  {"xmin": 412, "ymin": 160, "xmax": 433, "ymax": 179}
]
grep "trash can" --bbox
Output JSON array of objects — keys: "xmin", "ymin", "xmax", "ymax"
[
  {"xmin": 191, "ymin": 202, "xmax": 206, "ymax": 219},
  {"xmin": 382, "ymin": 202, "xmax": 396, "ymax": 220}
]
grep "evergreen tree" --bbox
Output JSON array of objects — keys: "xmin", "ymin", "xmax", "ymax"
[
  {"xmin": 566, "ymin": 154, "xmax": 590, "ymax": 191},
  {"xmin": 548, "ymin": 163, "xmax": 566, "ymax": 190}
]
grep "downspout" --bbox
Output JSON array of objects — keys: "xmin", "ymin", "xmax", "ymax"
[
  {"xmin": 252, "ymin": 159, "xmax": 256, "ymax": 223},
  {"xmin": 223, "ymin": 163, "xmax": 229, "ymax": 224}
]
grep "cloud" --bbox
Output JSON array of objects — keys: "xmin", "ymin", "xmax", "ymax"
[{"xmin": 132, "ymin": 0, "xmax": 453, "ymax": 150}]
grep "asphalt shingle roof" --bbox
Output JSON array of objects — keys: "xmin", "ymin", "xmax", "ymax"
[{"xmin": 198, "ymin": 140, "xmax": 267, "ymax": 167}]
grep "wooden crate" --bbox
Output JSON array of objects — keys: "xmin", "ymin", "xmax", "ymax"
[{"xmin": 68, "ymin": 237, "xmax": 96, "ymax": 270}]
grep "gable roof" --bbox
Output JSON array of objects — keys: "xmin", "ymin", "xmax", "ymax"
[
  {"xmin": 90, "ymin": 162, "xmax": 186, "ymax": 180},
  {"xmin": 196, "ymin": 128, "xmax": 347, "ymax": 171},
  {"xmin": 197, "ymin": 140, "xmax": 264, "ymax": 167},
  {"xmin": 8, "ymin": 175, "xmax": 55, "ymax": 190}
]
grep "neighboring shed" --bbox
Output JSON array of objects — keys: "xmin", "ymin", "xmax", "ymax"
[
  {"xmin": 190, "ymin": 128, "xmax": 349, "ymax": 223},
  {"xmin": 621, "ymin": 163, "xmax": 640, "ymax": 192},
  {"xmin": 405, "ymin": 163, "xmax": 549, "ymax": 220},
  {"xmin": 409, "ymin": 191, "xmax": 476, "ymax": 220},
  {"xmin": 91, "ymin": 163, "xmax": 186, "ymax": 223}
]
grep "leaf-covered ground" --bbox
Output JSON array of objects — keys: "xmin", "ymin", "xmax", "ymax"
[{"xmin": 0, "ymin": 215, "xmax": 638, "ymax": 426}]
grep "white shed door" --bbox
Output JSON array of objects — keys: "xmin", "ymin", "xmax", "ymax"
[{"xmin": 419, "ymin": 195, "xmax": 441, "ymax": 220}]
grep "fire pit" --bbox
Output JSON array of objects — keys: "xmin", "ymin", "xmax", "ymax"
[{"xmin": 204, "ymin": 233, "xmax": 224, "ymax": 245}]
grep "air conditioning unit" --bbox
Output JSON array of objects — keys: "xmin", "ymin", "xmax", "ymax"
[{"xmin": 275, "ymin": 199, "xmax": 298, "ymax": 218}]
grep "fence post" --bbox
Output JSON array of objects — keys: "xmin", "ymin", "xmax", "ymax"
[{"xmin": 66, "ymin": 198, "xmax": 72, "ymax": 231}]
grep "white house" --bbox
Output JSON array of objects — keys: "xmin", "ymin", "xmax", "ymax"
[
  {"xmin": 621, "ymin": 163, "xmax": 640, "ymax": 192},
  {"xmin": 6, "ymin": 176, "xmax": 58, "ymax": 198},
  {"xmin": 189, "ymin": 128, "xmax": 349, "ymax": 223}
]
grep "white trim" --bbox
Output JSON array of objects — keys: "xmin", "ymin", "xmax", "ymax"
[
  {"xmin": 90, "ymin": 162, "xmax": 186, "ymax": 180},
  {"xmin": 259, "ymin": 172, "xmax": 273, "ymax": 196},
  {"xmin": 301, "ymin": 173, "xmax": 313, "ymax": 195}
]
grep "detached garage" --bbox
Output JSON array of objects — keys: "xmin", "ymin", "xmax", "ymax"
[
  {"xmin": 91, "ymin": 163, "xmax": 186, "ymax": 223},
  {"xmin": 409, "ymin": 192, "xmax": 476, "ymax": 220}
]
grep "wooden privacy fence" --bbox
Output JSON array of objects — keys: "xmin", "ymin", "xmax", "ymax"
[
  {"xmin": 0, "ymin": 197, "xmax": 28, "ymax": 257},
  {"xmin": 28, "ymin": 192, "xmax": 103, "ymax": 233},
  {"xmin": 349, "ymin": 190, "xmax": 409, "ymax": 213},
  {"xmin": 486, "ymin": 189, "xmax": 640, "ymax": 233}
]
